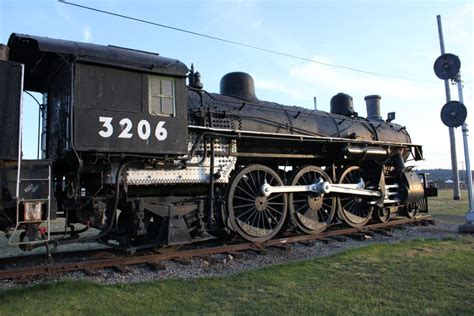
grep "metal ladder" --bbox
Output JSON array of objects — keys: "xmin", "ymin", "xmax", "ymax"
[{"xmin": 7, "ymin": 64, "xmax": 52, "ymax": 245}]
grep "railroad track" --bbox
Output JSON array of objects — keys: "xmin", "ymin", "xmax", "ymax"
[{"xmin": 0, "ymin": 215, "xmax": 434, "ymax": 281}]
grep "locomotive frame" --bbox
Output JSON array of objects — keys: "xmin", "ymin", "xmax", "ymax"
[{"xmin": 0, "ymin": 33, "xmax": 437, "ymax": 252}]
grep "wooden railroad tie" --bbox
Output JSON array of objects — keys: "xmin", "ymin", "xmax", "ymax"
[
  {"xmin": 145, "ymin": 262, "xmax": 166, "ymax": 271},
  {"xmin": 198, "ymin": 256, "xmax": 218, "ymax": 264},
  {"xmin": 329, "ymin": 235, "xmax": 347, "ymax": 242},
  {"xmin": 83, "ymin": 268, "xmax": 102, "ymax": 277},
  {"xmin": 269, "ymin": 244, "xmax": 293, "ymax": 252},
  {"xmin": 317, "ymin": 238, "xmax": 334, "ymax": 244},
  {"xmin": 112, "ymin": 265, "xmax": 131, "ymax": 274},
  {"xmin": 173, "ymin": 258, "xmax": 192, "ymax": 266},
  {"xmin": 391, "ymin": 225, "xmax": 407, "ymax": 230},
  {"xmin": 247, "ymin": 248, "xmax": 268, "ymax": 256},
  {"xmin": 362, "ymin": 231, "xmax": 375, "ymax": 237},
  {"xmin": 345, "ymin": 233, "xmax": 372, "ymax": 241},
  {"xmin": 373, "ymin": 229, "xmax": 393, "ymax": 237},
  {"xmin": 226, "ymin": 251, "xmax": 244, "ymax": 260},
  {"xmin": 299, "ymin": 240, "xmax": 317, "ymax": 246}
]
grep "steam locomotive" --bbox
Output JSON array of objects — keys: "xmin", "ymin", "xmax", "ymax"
[{"xmin": 0, "ymin": 33, "xmax": 436, "ymax": 251}]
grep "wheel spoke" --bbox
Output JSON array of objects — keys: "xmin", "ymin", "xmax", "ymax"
[
  {"xmin": 238, "ymin": 207, "xmax": 257, "ymax": 222},
  {"xmin": 292, "ymin": 199, "xmax": 309, "ymax": 203},
  {"xmin": 236, "ymin": 185, "xmax": 256, "ymax": 199},
  {"xmin": 318, "ymin": 209, "xmax": 328, "ymax": 221},
  {"xmin": 267, "ymin": 204, "xmax": 283, "ymax": 216},
  {"xmin": 263, "ymin": 209, "xmax": 278, "ymax": 227},
  {"xmin": 303, "ymin": 173, "xmax": 311, "ymax": 185},
  {"xmin": 250, "ymin": 209, "xmax": 259, "ymax": 227},
  {"xmin": 295, "ymin": 203, "xmax": 307, "ymax": 214},
  {"xmin": 234, "ymin": 195, "xmax": 256, "ymax": 203},
  {"xmin": 342, "ymin": 198, "xmax": 356, "ymax": 209},
  {"xmin": 267, "ymin": 193, "xmax": 284, "ymax": 202},
  {"xmin": 244, "ymin": 173, "xmax": 259, "ymax": 196},
  {"xmin": 322, "ymin": 201, "xmax": 333, "ymax": 209},
  {"xmin": 268, "ymin": 201, "xmax": 285, "ymax": 206},
  {"xmin": 234, "ymin": 203, "xmax": 256, "ymax": 209}
]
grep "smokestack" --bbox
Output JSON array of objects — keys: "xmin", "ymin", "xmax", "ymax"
[
  {"xmin": 0, "ymin": 44, "xmax": 9, "ymax": 61},
  {"xmin": 364, "ymin": 95, "xmax": 383, "ymax": 121}
]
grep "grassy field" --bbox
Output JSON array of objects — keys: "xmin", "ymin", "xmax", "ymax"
[
  {"xmin": 0, "ymin": 189, "xmax": 473, "ymax": 315},
  {"xmin": 429, "ymin": 189, "xmax": 470, "ymax": 224}
]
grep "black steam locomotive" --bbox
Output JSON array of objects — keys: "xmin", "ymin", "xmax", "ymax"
[{"xmin": 0, "ymin": 34, "xmax": 436, "ymax": 250}]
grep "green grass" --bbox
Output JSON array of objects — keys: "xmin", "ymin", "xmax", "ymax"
[
  {"xmin": 429, "ymin": 189, "xmax": 469, "ymax": 224},
  {"xmin": 0, "ymin": 190, "xmax": 472, "ymax": 315},
  {"xmin": 1, "ymin": 238, "xmax": 473, "ymax": 315}
]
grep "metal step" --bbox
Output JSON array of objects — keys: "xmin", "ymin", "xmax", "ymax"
[{"xmin": 8, "ymin": 160, "xmax": 52, "ymax": 246}]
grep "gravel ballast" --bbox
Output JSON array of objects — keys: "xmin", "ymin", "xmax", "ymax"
[{"xmin": 0, "ymin": 221, "xmax": 465, "ymax": 289}]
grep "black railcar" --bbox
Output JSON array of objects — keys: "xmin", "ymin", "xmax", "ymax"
[{"xmin": 0, "ymin": 34, "xmax": 436, "ymax": 250}]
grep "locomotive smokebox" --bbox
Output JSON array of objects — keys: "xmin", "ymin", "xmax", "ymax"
[
  {"xmin": 364, "ymin": 95, "xmax": 383, "ymax": 121},
  {"xmin": 220, "ymin": 72, "xmax": 259, "ymax": 102},
  {"xmin": 330, "ymin": 93, "xmax": 354, "ymax": 117},
  {"xmin": 0, "ymin": 44, "xmax": 9, "ymax": 61}
]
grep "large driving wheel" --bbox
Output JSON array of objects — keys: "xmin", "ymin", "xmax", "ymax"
[
  {"xmin": 227, "ymin": 164, "xmax": 288, "ymax": 242},
  {"xmin": 289, "ymin": 166, "xmax": 336, "ymax": 234},
  {"xmin": 337, "ymin": 166, "xmax": 374, "ymax": 228}
]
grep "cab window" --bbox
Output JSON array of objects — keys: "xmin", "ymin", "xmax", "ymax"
[{"xmin": 149, "ymin": 76, "xmax": 175, "ymax": 117}]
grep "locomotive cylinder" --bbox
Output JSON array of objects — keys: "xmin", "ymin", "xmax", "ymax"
[{"xmin": 364, "ymin": 95, "xmax": 383, "ymax": 121}]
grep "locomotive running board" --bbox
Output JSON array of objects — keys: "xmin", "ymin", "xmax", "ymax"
[{"xmin": 261, "ymin": 180, "xmax": 382, "ymax": 198}]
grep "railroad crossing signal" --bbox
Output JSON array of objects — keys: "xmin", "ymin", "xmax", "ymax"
[
  {"xmin": 434, "ymin": 15, "xmax": 474, "ymax": 231},
  {"xmin": 440, "ymin": 100, "xmax": 467, "ymax": 128},
  {"xmin": 433, "ymin": 53, "xmax": 461, "ymax": 80}
]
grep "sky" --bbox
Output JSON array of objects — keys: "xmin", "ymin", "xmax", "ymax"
[{"xmin": 0, "ymin": 0, "xmax": 473, "ymax": 170}]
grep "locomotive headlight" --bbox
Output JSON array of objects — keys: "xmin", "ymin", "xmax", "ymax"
[{"xmin": 24, "ymin": 202, "xmax": 43, "ymax": 222}]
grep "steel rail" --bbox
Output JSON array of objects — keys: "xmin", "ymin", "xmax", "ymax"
[{"xmin": 0, "ymin": 215, "xmax": 434, "ymax": 281}]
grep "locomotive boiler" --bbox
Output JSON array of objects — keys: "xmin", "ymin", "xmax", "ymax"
[{"xmin": 0, "ymin": 33, "xmax": 436, "ymax": 251}]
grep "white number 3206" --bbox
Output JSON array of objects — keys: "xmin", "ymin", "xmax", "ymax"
[{"xmin": 98, "ymin": 116, "xmax": 167, "ymax": 141}]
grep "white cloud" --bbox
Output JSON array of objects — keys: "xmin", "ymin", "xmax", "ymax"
[{"xmin": 82, "ymin": 26, "xmax": 91, "ymax": 42}]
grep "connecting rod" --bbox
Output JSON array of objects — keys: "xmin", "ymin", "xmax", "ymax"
[{"xmin": 261, "ymin": 179, "xmax": 382, "ymax": 198}]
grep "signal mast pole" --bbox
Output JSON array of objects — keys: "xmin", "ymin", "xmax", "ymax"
[
  {"xmin": 436, "ymin": 15, "xmax": 461, "ymax": 200},
  {"xmin": 455, "ymin": 71, "xmax": 474, "ymax": 231}
]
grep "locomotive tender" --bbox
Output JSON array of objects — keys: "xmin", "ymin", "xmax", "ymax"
[{"xmin": 0, "ymin": 33, "xmax": 436, "ymax": 250}]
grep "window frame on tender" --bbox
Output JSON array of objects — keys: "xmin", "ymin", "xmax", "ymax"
[{"xmin": 148, "ymin": 75, "xmax": 176, "ymax": 117}]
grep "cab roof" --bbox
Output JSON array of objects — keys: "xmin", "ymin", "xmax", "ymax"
[{"xmin": 7, "ymin": 33, "xmax": 188, "ymax": 92}]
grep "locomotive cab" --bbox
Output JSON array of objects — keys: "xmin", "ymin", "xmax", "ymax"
[
  {"xmin": 7, "ymin": 33, "xmax": 189, "ymax": 157},
  {"xmin": 0, "ymin": 33, "xmax": 189, "ymax": 245}
]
